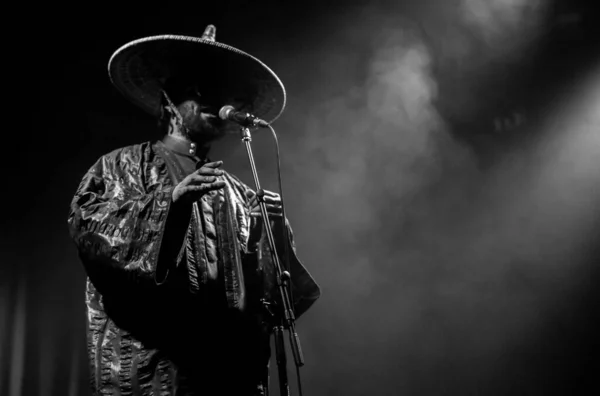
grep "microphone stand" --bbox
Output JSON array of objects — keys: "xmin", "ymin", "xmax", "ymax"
[{"xmin": 239, "ymin": 127, "xmax": 305, "ymax": 396}]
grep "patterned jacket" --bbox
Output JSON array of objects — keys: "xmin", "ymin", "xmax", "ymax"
[{"xmin": 67, "ymin": 139, "xmax": 320, "ymax": 395}]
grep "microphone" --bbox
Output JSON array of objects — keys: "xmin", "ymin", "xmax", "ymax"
[{"xmin": 218, "ymin": 105, "xmax": 269, "ymax": 128}]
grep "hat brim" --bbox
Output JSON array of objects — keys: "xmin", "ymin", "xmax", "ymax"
[{"xmin": 108, "ymin": 35, "xmax": 286, "ymax": 125}]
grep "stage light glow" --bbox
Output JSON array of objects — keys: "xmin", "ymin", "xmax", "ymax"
[{"xmin": 460, "ymin": 0, "xmax": 550, "ymax": 47}]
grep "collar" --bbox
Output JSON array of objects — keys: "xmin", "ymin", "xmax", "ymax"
[{"xmin": 162, "ymin": 134, "xmax": 203, "ymax": 159}]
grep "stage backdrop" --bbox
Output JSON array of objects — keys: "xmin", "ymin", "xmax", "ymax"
[{"xmin": 2, "ymin": 1, "xmax": 599, "ymax": 395}]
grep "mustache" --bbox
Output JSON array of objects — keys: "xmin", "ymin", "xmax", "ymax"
[{"xmin": 198, "ymin": 105, "xmax": 220, "ymax": 115}]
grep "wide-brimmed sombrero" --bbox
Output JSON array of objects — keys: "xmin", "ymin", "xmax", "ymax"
[{"xmin": 108, "ymin": 25, "xmax": 286, "ymax": 124}]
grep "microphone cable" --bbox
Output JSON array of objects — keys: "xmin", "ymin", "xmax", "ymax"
[
  {"xmin": 267, "ymin": 124, "xmax": 304, "ymax": 396},
  {"xmin": 266, "ymin": 124, "xmax": 293, "ymax": 304}
]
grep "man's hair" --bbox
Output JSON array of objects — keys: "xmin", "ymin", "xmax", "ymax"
[{"xmin": 157, "ymin": 99, "xmax": 170, "ymax": 132}]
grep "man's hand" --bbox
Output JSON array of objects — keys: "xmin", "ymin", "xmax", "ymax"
[
  {"xmin": 172, "ymin": 161, "xmax": 226, "ymax": 204},
  {"xmin": 245, "ymin": 189, "xmax": 282, "ymax": 218}
]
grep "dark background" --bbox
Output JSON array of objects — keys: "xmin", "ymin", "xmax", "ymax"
[{"xmin": 2, "ymin": 0, "xmax": 599, "ymax": 395}]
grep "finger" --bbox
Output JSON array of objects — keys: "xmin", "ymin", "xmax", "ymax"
[
  {"xmin": 250, "ymin": 212, "xmax": 283, "ymax": 218},
  {"xmin": 262, "ymin": 190, "xmax": 280, "ymax": 198},
  {"xmin": 249, "ymin": 194, "xmax": 280, "ymax": 205},
  {"xmin": 267, "ymin": 204, "xmax": 283, "ymax": 213},
  {"xmin": 251, "ymin": 190, "xmax": 279, "ymax": 199},
  {"xmin": 262, "ymin": 195, "xmax": 281, "ymax": 205},
  {"xmin": 184, "ymin": 181, "xmax": 226, "ymax": 194},
  {"xmin": 188, "ymin": 175, "xmax": 218, "ymax": 185},
  {"xmin": 205, "ymin": 181, "xmax": 226, "ymax": 191},
  {"xmin": 195, "ymin": 167, "xmax": 225, "ymax": 177},
  {"xmin": 246, "ymin": 189, "xmax": 280, "ymax": 199},
  {"xmin": 251, "ymin": 204, "xmax": 283, "ymax": 214},
  {"xmin": 260, "ymin": 190, "xmax": 281, "ymax": 202},
  {"xmin": 202, "ymin": 161, "xmax": 223, "ymax": 169},
  {"xmin": 251, "ymin": 202, "xmax": 282, "ymax": 210}
]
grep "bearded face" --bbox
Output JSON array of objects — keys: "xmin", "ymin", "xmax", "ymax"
[
  {"xmin": 162, "ymin": 79, "xmax": 255, "ymax": 142},
  {"xmin": 177, "ymin": 99, "xmax": 225, "ymax": 142}
]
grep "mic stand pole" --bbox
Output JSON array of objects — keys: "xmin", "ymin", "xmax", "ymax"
[{"xmin": 239, "ymin": 127, "xmax": 305, "ymax": 396}]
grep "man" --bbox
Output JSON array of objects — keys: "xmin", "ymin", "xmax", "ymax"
[{"xmin": 67, "ymin": 25, "xmax": 320, "ymax": 396}]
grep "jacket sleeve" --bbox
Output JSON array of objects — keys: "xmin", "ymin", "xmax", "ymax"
[
  {"xmin": 216, "ymin": 173, "xmax": 321, "ymax": 319},
  {"xmin": 67, "ymin": 150, "xmax": 190, "ymax": 295},
  {"xmin": 257, "ymin": 216, "xmax": 321, "ymax": 320}
]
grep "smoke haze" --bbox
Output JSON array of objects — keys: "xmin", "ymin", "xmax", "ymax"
[
  {"xmin": 3, "ymin": 1, "xmax": 598, "ymax": 395},
  {"xmin": 243, "ymin": 2, "xmax": 599, "ymax": 394}
]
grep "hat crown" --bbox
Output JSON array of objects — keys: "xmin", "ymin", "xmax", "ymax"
[{"xmin": 202, "ymin": 25, "xmax": 216, "ymax": 42}]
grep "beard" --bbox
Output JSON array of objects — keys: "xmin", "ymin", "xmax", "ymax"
[{"xmin": 178, "ymin": 100, "xmax": 225, "ymax": 142}]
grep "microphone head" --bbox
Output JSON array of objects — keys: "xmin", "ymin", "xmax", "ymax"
[{"xmin": 218, "ymin": 105, "xmax": 235, "ymax": 121}]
